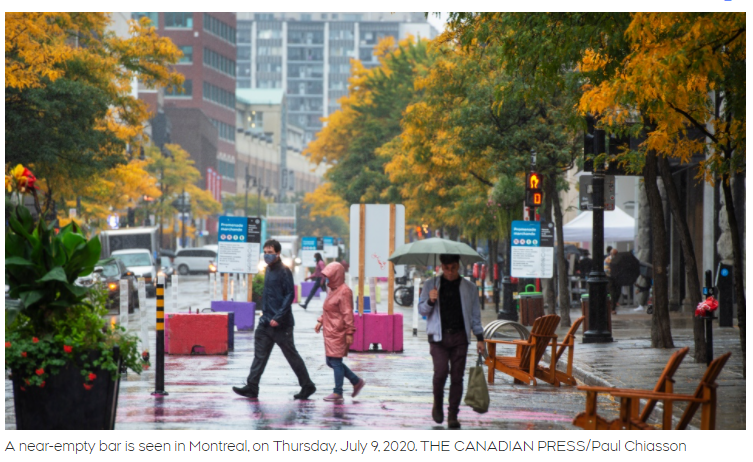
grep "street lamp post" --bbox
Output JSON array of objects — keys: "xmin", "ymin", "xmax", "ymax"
[{"xmin": 583, "ymin": 129, "xmax": 613, "ymax": 343}]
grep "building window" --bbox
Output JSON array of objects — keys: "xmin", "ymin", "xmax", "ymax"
[
  {"xmin": 255, "ymin": 13, "xmax": 275, "ymax": 21},
  {"xmin": 165, "ymin": 79, "xmax": 192, "ymax": 97},
  {"xmin": 257, "ymin": 28, "xmax": 282, "ymax": 39},
  {"xmin": 246, "ymin": 111, "xmax": 264, "ymax": 129},
  {"xmin": 202, "ymin": 82, "xmax": 235, "ymax": 109},
  {"xmin": 331, "ymin": 14, "xmax": 339, "ymax": 20},
  {"xmin": 203, "ymin": 47, "xmax": 236, "ymax": 76},
  {"xmin": 301, "ymin": 14, "xmax": 312, "ymax": 21},
  {"xmin": 164, "ymin": 12, "xmax": 193, "ymax": 29},
  {"xmin": 258, "ymin": 46, "xmax": 282, "ymax": 56},
  {"xmin": 203, "ymin": 13, "xmax": 236, "ymax": 44},
  {"xmin": 258, "ymin": 80, "xmax": 281, "ymax": 89},
  {"xmin": 132, "ymin": 12, "xmax": 158, "ymax": 27},
  {"xmin": 178, "ymin": 46, "xmax": 193, "ymax": 63},
  {"xmin": 210, "ymin": 118, "xmax": 235, "ymax": 143},
  {"xmin": 218, "ymin": 160, "xmax": 235, "ymax": 179}
]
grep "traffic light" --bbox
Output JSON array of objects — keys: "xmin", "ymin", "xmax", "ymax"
[{"xmin": 525, "ymin": 172, "xmax": 543, "ymax": 207}]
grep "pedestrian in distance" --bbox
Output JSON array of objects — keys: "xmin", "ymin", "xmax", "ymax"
[
  {"xmin": 314, "ymin": 262, "xmax": 366, "ymax": 402},
  {"xmin": 299, "ymin": 252, "xmax": 326, "ymax": 309},
  {"xmin": 418, "ymin": 254, "xmax": 484, "ymax": 429},
  {"xmin": 233, "ymin": 239, "xmax": 316, "ymax": 400},
  {"xmin": 604, "ymin": 247, "xmax": 619, "ymax": 314}
]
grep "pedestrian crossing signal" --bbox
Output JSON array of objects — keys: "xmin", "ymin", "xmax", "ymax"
[
  {"xmin": 526, "ymin": 190, "xmax": 543, "ymax": 207},
  {"xmin": 525, "ymin": 172, "xmax": 543, "ymax": 207}
]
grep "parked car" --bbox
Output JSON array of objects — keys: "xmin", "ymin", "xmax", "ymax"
[
  {"xmin": 110, "ymin": 248, "xmax": 158, "ymax": 297},
  {"xmin": 173, "ymin": 247, "xmax": 217, "ymax": 275},
  {"xmin": 76, "ymin": 259, "xmax": 138, "ymax": 314}
]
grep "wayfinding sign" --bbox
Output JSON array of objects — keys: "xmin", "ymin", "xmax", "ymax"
[
  {"xmin": 218, "ymin": 216, "xmax": 262, "ymax": 273},
  {"xmin": 323, "ymin": 236, "xmax": 338, "ymax": 258},
  {"xmin": 579, "ymin": 175, "xmax": 616, "ymax": 211},
  {"xmin": 301, "ymin": 236, "xmax": 321, "ymax": 267},
  {"xmin": 510, "ymin": 220, "xmax": 554, "ymax": 278}
]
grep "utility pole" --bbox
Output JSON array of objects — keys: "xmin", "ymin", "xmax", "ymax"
[{"xmin": 583, "ymin": 128, "xmax": 613, "ymax": 343}]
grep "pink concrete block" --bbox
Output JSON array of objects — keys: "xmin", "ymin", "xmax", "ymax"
[
  {"xmin": 165, "ymin": 313, "xmax": 230, "ymax": 355},
  {"xmin": 350, "ymin": 313, "xmax": 403, "ymax": 352}
]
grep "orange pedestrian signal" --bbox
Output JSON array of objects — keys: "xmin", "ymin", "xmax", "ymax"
[{"xmin": 525, "ymin": 171, "xmax": 543, "ymax": 207}]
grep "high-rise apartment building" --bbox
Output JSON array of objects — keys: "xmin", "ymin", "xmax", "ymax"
[
  {"xmin": 135, "ymin": 12, "xmax": 238, "ymax": 195},
  {"xmin": 236, "ymin": 12, "xmax": 437, "ymax": 145}
]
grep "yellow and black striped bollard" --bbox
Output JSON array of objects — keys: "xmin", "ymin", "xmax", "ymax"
[{"xmin": 152, "ymin": 276, "xmax": 168, "ymax": 396}]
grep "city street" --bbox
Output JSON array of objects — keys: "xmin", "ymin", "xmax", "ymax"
[{"xmin": 6, "ymin": 274, "xmax": 743, "ymax": 430}]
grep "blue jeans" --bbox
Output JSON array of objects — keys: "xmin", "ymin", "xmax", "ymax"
[{"xmin": 325, "ymin": 356, "xmax": 359, "ymax": 395}]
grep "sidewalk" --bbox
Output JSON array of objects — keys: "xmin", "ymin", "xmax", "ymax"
[{"xmin": 479, "ymin": 304, "xmax": 746, "ymax": 430}]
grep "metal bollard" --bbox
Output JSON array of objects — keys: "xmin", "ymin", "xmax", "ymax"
[
  {"xmin": 412, "ymin": 277, "xmax": 420, "ymax": 337},
  {"xmin": 172, "ymin": 274, "xmax": 179, "ymax": 310},
  {"xmin": 152, "ymin": 276, "xmax": 168, "ymax": 396},
  {"xmin": 137, "ymin": 279, "xmax": 149, "ymax": 359},
  {"xmin": 119, "ymin": 280, "xmax": 130, "ymax": 329}
]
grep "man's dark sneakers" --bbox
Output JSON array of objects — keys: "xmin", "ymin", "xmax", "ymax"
[
  {"xmin": 294, "ymin": 384, "xmax": 316, "ymax": 400},
  {"xmin": 232, "ymin": 385, "xmax": 258, "ymax": 399},
  {"xmin": 447, "ymin": 412, "xmax": 461, "ymax": 429},
  {"xmin": 432, "ymin": 402, "xmax": 443, "ymax": 424}
]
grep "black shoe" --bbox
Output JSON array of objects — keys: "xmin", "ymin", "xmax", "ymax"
[
  {"xmin": 432, "ymin": 402, "xmax": 443, "ymax": 424},
  {"xmin": 232, "ymin": 385, "xmax": 258, "ymax": 399},
  {"xmin": 298, "ymin": 303, "xmax": 307, "ymax": 309},
  {"xmin": 448, "ymin": 412, "xmax": 461, "ymax": 429},
  {"xmin": 294, "ymin": 384, "xmax": 316, "ymax": 400}
]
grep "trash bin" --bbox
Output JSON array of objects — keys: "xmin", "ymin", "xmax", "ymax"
[
  {"xmin": 581, "ymin": 294, "xmax": 612, "ymax": 333},
  {"xmin": 519, "ymin": 284, "xmax": 544, "ymax": 327}
]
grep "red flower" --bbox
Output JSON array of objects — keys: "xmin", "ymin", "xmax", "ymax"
[
  {"xmin": 88, "ymin": 372, "xmax": 97, "ymax": 381},
  {"xmin": 24, "ymin": 379, "xmax": 30, "ymax": 385},
  {"xmin": 83, "ymin": 383, "xmax": 93, "ymax": 391},
  {"xmin": 20, "ymin": 386, "xmax": 26, "ymax": 392},
  {"xmin": 4, "ymin": 341, "xmax": 10, "ymax": 348},
  {"xmin": 32, "ymin": 337, "xmax": 39, "ymax": 343},
  {"xmin": 35, "ymin": 368, "xmax": 44, "ymax": 376},
  {"xmin": 39, "ymin": 381, "xmax": 45, "ymax": 388},
  {"xmin": 63, "ymin": 345, "xmax": 73, "ymax": 354},
  {"xmin": 21, "ymin": 352, "xmax": 27, "ymax": 358}
]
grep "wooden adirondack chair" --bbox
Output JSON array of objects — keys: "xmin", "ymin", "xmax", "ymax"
[
  {"xmin": 572, "ymin": 347, "xmax": 689, "ymax": 430},
  {"xmin": 536, "ymin": 316, "xmax": 585, "ymax": 386},
  {"xmin": 608, "ymin": 352, "xmax": 731, "ymax": 430},
  {"xmin": 485, "ymin": 314, "xmax": 560, "ymax": 386}
]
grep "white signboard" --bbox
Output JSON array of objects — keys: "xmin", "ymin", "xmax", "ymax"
[
  {"xmin": 323, "ymin": 236, "xmax": 338, "ymax": 258},
  {"xmin": 301, "ymin": 236, "xmax": 321, "ymax": 267},
  {"xmin": 510, "ymin": 220, "xmax": 554, "ymax": 278},
  {"xmin": 349, "ymin": 204, "xmax": 405, "ymax": 278},
  {"xmin": 217, "ymin": 216, "xmax": 262, "ymax": 274}
]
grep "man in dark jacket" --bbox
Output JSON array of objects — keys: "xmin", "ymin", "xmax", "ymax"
[{"xmin": 233, "ymin": 239, "xmax": 316, "ymax": 400}]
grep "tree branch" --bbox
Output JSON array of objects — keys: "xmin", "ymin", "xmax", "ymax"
[
  {"xmin": 666, "ymin": 102, "xmax": 720, "ymax": 145},
  {"xmin": 468, "ymin": 170, "xmax": 494, "ymax": 187}
]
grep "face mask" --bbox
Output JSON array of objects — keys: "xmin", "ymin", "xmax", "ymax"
[{"xmin": 264, "ymin": 253, "xmax": 277, "ymax": 265}]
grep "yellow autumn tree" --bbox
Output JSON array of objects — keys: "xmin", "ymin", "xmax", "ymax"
[{"xmin": 6, "ymin": 13, "xmax": 184, "ymax": 217}]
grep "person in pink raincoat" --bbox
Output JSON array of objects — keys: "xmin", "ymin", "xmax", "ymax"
[{"xmin": 314, "ymin": 262, "xmax": 366, "ymax": 402}]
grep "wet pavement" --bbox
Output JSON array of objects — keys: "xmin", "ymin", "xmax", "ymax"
[{"xmin": 5, "ymin": 275, "xmax": 746, "ymax": 430}]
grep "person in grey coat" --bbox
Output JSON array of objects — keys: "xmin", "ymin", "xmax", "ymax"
[{"xmin": 418, "ymin": 254, "xmax": 484, "ymax": 429}]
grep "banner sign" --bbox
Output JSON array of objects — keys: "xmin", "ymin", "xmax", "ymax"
[
  {"xmin": 323, "ymin": 236, "xmax": 338, "ymax": 258},
  {"xmin": 218, "ymin": 216, "xmax": 262, "ymax": 273}
]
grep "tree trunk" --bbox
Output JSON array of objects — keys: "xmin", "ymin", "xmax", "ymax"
[
  {"xmin": 721, "ymin": 163, "xmax": 746, "ymax": 377},
  {"xmin": 551, "ymin": 176, "xmax": 571, "ymax": 327},
  {"xmin": 658, "ymin": 156, "xmax": 705, "ymax": 362},
  {"xmin": 644, "ymin": 151, "xmax": 674, "ymax": 348}
]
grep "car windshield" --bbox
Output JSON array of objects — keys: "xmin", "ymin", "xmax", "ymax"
[
  {"xmin": 112, "ymin": 253, "xmax": 151, "ymax": 267},
  {"xmin": 99, "ymin": 262, "xmax": 120, "ymax": 278}
]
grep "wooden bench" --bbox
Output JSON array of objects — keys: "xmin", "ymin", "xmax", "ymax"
[
  {"xmin": 485, "ymin": 314, "xmax": 560, "ymax": 386},
  {"xmin": 536, "ymin": 316, "xmax": 585, "ymax": 386}
]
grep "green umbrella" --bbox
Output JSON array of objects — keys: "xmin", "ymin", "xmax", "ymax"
[{"xmin": 388, "ymin": 237, "xmax": 484, "ymax": 267}]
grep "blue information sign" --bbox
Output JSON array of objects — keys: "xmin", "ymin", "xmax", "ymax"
[{"xmin": 511, "ymin": 221, "xmax": 541, "ymax": 247}]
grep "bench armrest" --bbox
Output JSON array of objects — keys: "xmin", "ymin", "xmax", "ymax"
[{"xmin": 609, "ymin": 390, "xmax": 705, "ymax": 403}]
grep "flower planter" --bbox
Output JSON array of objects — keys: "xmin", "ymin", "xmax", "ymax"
[{"xmin": 11, "ymin": 348, "xmax": 121, "ymax": 430}]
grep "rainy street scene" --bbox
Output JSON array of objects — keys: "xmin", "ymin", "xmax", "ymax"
[{"xmin": 4, "ymin": 11, "xmax": 745, "ymax": 431}]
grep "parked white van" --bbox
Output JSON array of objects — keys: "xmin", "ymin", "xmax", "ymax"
[{"xmin": 173, "ymin": 248, "xmax": 217, "ymax": 275}]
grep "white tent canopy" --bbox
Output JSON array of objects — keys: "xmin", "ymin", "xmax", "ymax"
[{"xmin": 562, "ymin": 206, "xmax": 635, "ymax": 242}]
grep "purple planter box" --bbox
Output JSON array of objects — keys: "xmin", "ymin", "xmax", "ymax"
[
  {"xmin": 301, "ymin": 281, "xmax": 323, "ymax": 298},
  {"xmin": 211, "ymin": 301, "xmax": 255, "ymax": 331}
]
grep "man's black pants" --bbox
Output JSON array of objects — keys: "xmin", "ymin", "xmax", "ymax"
[
  {"xmin": 245, "ymin": 324, "xmax": 314, "ymax": 394},
  {"xmin": 430, "ymin": 329, "xmax": 468, "ymax": 415}
]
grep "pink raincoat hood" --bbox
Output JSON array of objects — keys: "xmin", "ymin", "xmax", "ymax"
[{"xmin": 321, "ymin": 262, "xmax": 345, "ymax": 290}]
